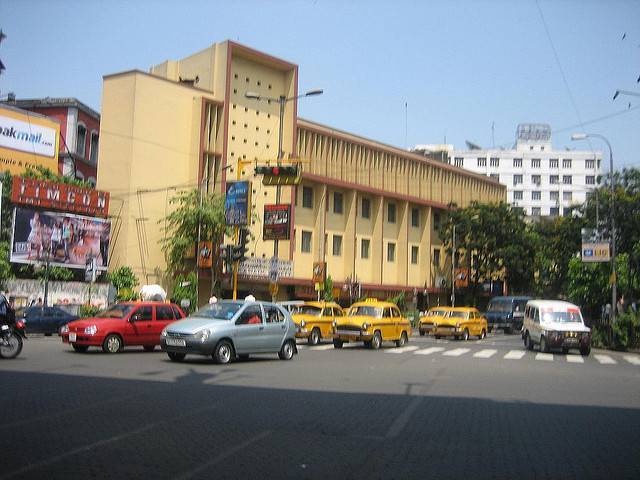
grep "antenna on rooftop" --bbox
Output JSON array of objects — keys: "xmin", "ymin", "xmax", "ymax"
[{"xmin": 491, "ymin": 121, "xmax": 495, "ymax": 148}]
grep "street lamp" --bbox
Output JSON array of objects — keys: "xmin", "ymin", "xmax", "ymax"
[
  {"xmin": 612, "ymin": 89, "xmax": 640, "ymax": 101},
  {"xmin": 571, "ymin": 132, "xmax": 616, "ymax": 330}
]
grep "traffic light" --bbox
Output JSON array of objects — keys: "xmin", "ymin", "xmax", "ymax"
[
  {"xmin": 220, "ymin": 244, "xmax": 233, "ymax": 273},
  {"xmin": 254, "ymin": 164, "xmax": 300, "ymax": 186},
  {"xmin": 231, "ymin": 228, "xmax": 250, "ymax": 262}
]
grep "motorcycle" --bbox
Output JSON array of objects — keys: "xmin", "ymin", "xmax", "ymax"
[{"xmin": 0, "ymin": 317, "xmax": 26, "ymax": 360}]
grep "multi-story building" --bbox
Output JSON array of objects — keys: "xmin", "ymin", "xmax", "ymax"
[
  {"xmin": 97, "ymin": 40, "xmax": 505, "ymax": 304},
  {"xmin": 9, "ymin": 97, "xmax": 100, "ymax": 184},
  {"xmin": 444, "ymin": 124, "xmax": 601, "ymax": 217}
]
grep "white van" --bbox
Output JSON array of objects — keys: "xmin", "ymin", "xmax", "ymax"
[{"xmin": 522, "ymin": 300, "xmax": 591, "ymax": 356}]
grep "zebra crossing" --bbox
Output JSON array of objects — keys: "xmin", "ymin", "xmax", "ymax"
[{"xmin": 296, "ymin": 343, "xmax": 639, "ymax": 366}]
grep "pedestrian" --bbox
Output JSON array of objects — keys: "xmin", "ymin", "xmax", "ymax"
[{"xmin": 616, "ymin": 295, "xmax": 626, "ymax": 315}]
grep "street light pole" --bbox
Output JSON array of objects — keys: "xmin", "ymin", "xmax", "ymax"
[
  {"xmin": 451, "ymin": 224, "xmax": 456, "ymax": 307},
  {"xmin": 571, "ymin": 133, "xmax": 616, "ymax": 333}
]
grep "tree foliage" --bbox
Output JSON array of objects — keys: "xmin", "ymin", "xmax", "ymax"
[
  {"xmin": 171, "ymin": 272, "xmax": 197, "ymax": 315},
  {"xmin": 106, "ymin": 266, "xmax": 139, "ymax": 301}
]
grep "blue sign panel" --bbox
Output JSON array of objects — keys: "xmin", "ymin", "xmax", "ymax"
[{"xmin": 225, "ymin": 181, "xmax": 250, "ymax": 226}]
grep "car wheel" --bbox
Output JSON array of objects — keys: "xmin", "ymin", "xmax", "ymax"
[
  {"xmin": 462, "ymin": 329, "xmax": 470, "ymax": 341},
  {"xmin": 102, "ymin": 334, "xmax": 123, "ymax": 354},
  {"xmin": 308, "ymin": 328, "xmax": 321, "ymax": 346},
  {"xmin": 278, "ymin": 340, "xmax": 295, "ymax": 360},
  {"xmin": 524, "ymin": 332, "xmax": 534, "ymax": 351},
  {"xmin": 419, "ymin": 329, "xmax": 425, "ymax": 336},
  {"xmin": 167, "ymin": 352, "xmax": 186, "ymax": 362},
  {"xmin": 540, "ymin": 336, "xmax": 549, "ymax": 353},
  {"xmin": 72, "ymin": 344, "xmax": 88, "ymax": 353},
  {"xmin": 143, "ymin": 345, "xmax": 155, "ymax": 352},
  {"xmin": 479, "ymin": 329, "xmax": 486, "ymax": 340},
  {"xmin": 333, "ymin": 339, "xmax": 344, "ymax": 349},
  {"xmin": 213, "ymin": 340, "xmax": 234, "ymax": 364},
  {"xmin": 395, "ymin": 331, "xmax": 408, "ymax": 347},
  {"xmin": 580, "ymin": 346, "xmax": 591, "ymax": 356},
  {"xmin": 371, "ymin": 331, "xmax": 382, "ymax": 350}
]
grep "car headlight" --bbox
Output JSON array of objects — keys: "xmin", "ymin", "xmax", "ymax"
[
  {"xmin": 194, "ymin": 329, "xmax": 210, "ymax": 343},
  {"xmin": 362, "ymin": 322, "xmax": 369, "ymax": 330},
  {"xmin": 161, "ymin": 328, "xmax": 168, "ymax": 337},
  {"xmin": 84, "ymin": 325, "xmax": 97, "ymax": 335},
  {"xmin": 300, "ymin": 320, "xmax": 306, "ymax": 328},
  {"xmin": 456, "ymin": 322, "xmax": 460, "ymax": 328},
  {"xmin": 332, "ymin": 320, "xmax": 337, "ymax": 327},
  {"xmin": 60, "ymin": 324, "xmax": 69, "ymax": 334},
  {"xmin": 434, "ymin": 322, "xmax": 438, "ymax": 327}
]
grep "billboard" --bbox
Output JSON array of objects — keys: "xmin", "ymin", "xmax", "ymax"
[
  {"xmin": 10, "ymin": 206, "xmax": 111, "ymax": 270},
  {"xmin": 263, "ymin": 204, "xmax": 290, "ymax": 240},
  {"xmin": 0, "ymin": 105, "xmax": 59, "ymax": 175},
  {"xmin": 224, "ymin": 181, "xmax": 250, "ymax": 226},
  {"xmin": 581, "ymin": 228, "xmax": 610, "ymax": 263}
]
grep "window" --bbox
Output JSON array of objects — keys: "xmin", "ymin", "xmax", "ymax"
[
  {"xmin": 490, "ymin": 157, "xmax": 499, "ymax": 167},
  {"xmin": 132, "ymin": 306, "xmax": 152, "ymax": 321},
  {"xmin": 411, "ymin": 246, "xmax": 419, "ymax": 264},
  {"xmin": 563, "ymin": 192, "xmax": 573, "ymax": 201},
  {"xmin": 361, "ymin": 198, "xmax": 371, "ymax": 219},
  {"xmin": 532, "ymin": 191, "xmax": 541, "ymax": 200},
  {"xmin": 513, "ymin": 191, "xmax": 523, "ymax": 200},
  {"xmin": 361, "ymin": 238, "xmax": 370, "ymax": 259},
  {"xmin": 597, "ymin": 159, "xmax": 601, "ymax": 169},
  {"xmin": 89, "ymin": 132, "xmax": 99, "ymax": 164},
  {"xmin": 477, "ymin": 157, "xmax": 487, "ymax": 167},
  {"xmin": 532, "ymin": 174, "xmax": 541, "ymax": 185},
  {"xmin": 513, "ymin": 158, "xmax": 522, "ymax": 167},
  {"xmin": 433, "ymin": 212, "xmax": 441, "ymax": 230},
  {"xmin": 563, "ymin": 175, "xmax": 572, "ymax": 185},
  {"xmin": 156, "ymin": 305, "xmax": 174, "ymax": 321},
  {"xmin": 387, "ymin": 203, "xmax": 396, "ymax": 223},
  {"xmin": 333, "ymin": 192, "xmax": 343, "ymax": 214},
  {"xmin": 513, "ymin": 175, "xmax": 523, "ymax": 186},
  {"xmin": 454, "ymin": 157, "xmax": 464, "ymax": 167},
  {"xmin": 563, "ymin": 159, "xmax": 572, "ymax": 168},
  {"xmin": 563, "ymin": 207, "xmax": 573, "ymax": 217},
  {"xmin": 302, "ymin": 186, "xmax": 313, "ymax": 209},
  {"xmin": 264, "ymin": 305, "xmax": 285, "ymax": 323},
  {"xmin": 550, "ymin": 191, "xmax": 559, "ymax": 201},
  {"xmin": 433, "ymin": 248, "xmax": 441, "ymax": 266},
  {"xmin": 550, "ymin": 207, "xmax": 560, "ymax": 217},
  {"xmin": 550, "ymin": 175, "xmax": 559, "ymax": 185},
  {"xmin": 387, "ymin": 243, "xmax": 396, "ymax": 262},
  {"xmin": 76, "ymin": 124, "xmax": 87, "ymax": 157},
  {"xmin": 489, "ymin": 173, "xmax": 499, "ymax": 181},
  {"xmin": 586, "ymin": 176, "xmax": 596, "ymax": 185},
  {"xmin": 411, "ymin": 208, "xmax": 420, "ymax": 228},
  {"xmin": 531, "ymin": 207, "xmax": 541, "ymax": 216},
  {"xmin": 172, "ymin": 306, "xmax": 183, "ymax": 319},
  {"xmin": 531, "ymin": 158, "xmax": 541, "ymax": 168},
  {"xmin": 586, "ymin": 159, "xmax": 595, "ymax": 169},
  {"xmin": 301, "ymin": 231, "xmax": 312, "ymax": 253},
  {"xmin": 236, "ymin": 305, "xmax": 262, "ymax": 325},
  {"xmin": 332, "ymin": 235, "xmax": 342, "ymax": 256},
  {"xmin": 550, "ymin": 158, "xmax": 559, "ymax": 168}
]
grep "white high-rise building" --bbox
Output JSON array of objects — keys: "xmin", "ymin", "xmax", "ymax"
[{"xmin": 446, "ymin": 124, "xmax": 602, "ymax": 217}]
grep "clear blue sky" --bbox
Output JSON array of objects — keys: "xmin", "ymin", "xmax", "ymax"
[{"xmin": 2, "ymin": 0, "xmax": 639, "ymax": 167}]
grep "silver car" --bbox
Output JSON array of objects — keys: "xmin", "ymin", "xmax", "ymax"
[{"xmin": 160, "ymin": 300, "xmax": 297, "ymax": 364}]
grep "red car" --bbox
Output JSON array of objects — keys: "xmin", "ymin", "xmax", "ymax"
[{"xmin": 60, "ymin": 302, "xmax": 186, "ymax": 353}]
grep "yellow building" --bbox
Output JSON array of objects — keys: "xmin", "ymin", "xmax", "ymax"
[{"xmin": 97, "ymin": 40, "xmax": 505, "ymax": 305}]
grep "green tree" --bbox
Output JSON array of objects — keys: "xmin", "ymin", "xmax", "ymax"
[
  {"xmin": 160, "ymin": 189, "xmax": 227, "ymax": 297},
  {"xmin": 322, "ymin": 275, "xmax": 334, "ymax": 301},
  {"xmin": 106, "ymin": 266, "xmax": 139, "ymax": 301},
  {"xmin": 22, "ymin": 165, "xmax": 92, "ymax": 188},
  {"xmin": 172, "ymin": 272, "xmax": 197, "ymax": 314}
]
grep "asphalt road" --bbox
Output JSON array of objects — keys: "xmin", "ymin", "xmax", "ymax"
[{"xmin": 1, "ymin": 332, "xmax": 639, "ymax": 479}]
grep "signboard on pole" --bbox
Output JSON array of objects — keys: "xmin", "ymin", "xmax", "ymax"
[
  {"xmin": 224, "ymin": 181, "xmax": 250, "ymax": 226},
  {"xmin": 582, "ymin": 243, "xmax": 611, "ymax": 263},
  {"xmin": 263, "ymin": 204, "xmax": 290, "ymax": 240},
  {"xmin": 197, "ymin": 241, "xmax": 213, "ymax": 268},
  {"xmin": 312, "ymin": 262, "xmax": 326, "ymax": 284}
]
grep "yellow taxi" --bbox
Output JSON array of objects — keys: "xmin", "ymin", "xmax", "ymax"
[
  {"xmin": 332, "ymin": 298, "xmax": 411, "ymax": 350},
  {"xmin": 418, "ymin": 307, "xmax": 453, "ymax": 336},
  {"xmin": 292, "ymin": 301, "xmax": 344, "ymax": 345},
  {"xmin": 432, "ymin": 307, "xmax": 488, "ymax": 341}
]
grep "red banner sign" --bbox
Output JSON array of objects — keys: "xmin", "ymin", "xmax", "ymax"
[{"xmin": 11, "ymin": 177, "xmax": 110, "ymax": 218}]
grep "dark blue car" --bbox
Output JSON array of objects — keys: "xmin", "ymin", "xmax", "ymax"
[
  {"xmin": 484, "ymin": 296, "xmax": 531, "ymax": 334},
  {"xmin": 19, "ymin": 306, "xmax": 80, "ymax": 335}
]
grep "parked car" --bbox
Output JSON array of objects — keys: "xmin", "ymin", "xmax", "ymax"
[
  {"xmin": 418, "ymin": 307, "xmax": 452, "ymax": 336},
  {"xmin": 278, "ymin": 300, "xmax": 304, "ymax": 315},
  {"xmin": 522, "ymin": 300, "xmax": 591, "ymax": 355},
  {"xmin": 332, "ymin": 298, "xmax": 411, "ymax": 349},
  {"xmin": 19, "ymin": 306, "xmax": 80, "ymax": 335},
  {"xmin": 485, "ymin": 296, "xmax": 531, "ymax": 333},
  {"xmin": 161, "ymin": 299, "xmax": 297, "ymax": 364},
  {"xmin": 433, "ymin": 307, "xmax": 488, "ymax": 340},
  {"xmin": 292, "ymin": 301, "xmax": 344, "ymax": 345},
  {"xmin": 60, "ymin": 302, "xmax": 186, "ymax": 353}
]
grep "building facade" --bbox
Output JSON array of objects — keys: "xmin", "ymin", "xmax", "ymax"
[
  {"xmin": 9, "ymin": 98, "xmax": 100, "ymax": 184},
  {"xmin": 448, "ymin": 124, "xmax": 602, "ymax": 217},
  {"xmin": 97, "ymin": 40, "xmax": 505, "ymax": 304}
]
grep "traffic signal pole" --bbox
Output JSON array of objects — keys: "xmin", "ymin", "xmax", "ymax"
[{"xmin": 274, "ymin": 95, "xmax": 286, "ymax": 260}]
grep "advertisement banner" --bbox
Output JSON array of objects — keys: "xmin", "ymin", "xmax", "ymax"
[
  {"xmin": 10, "ymin": 206, "xmax": 111, "ymax": 270},
  {"xmin": 197, "ymin": 241, "xmax": 213, "ymax": 268},
  {"xmin": 581, "ymin": 242, "xmax": 611, "ymax": 263},
  {"xmin": 225, "ymin": 181, "xmax": 250, "ymax": 226},
  {"xmin": 263, "ymin": 204, "xmax": 290, "ymax": 240}
]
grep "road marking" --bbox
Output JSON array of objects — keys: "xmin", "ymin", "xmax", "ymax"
[
  {"xmin": 308, "ymin": 344, "xmax": 335, "ymax": 351},
  {"xmin": 504, "ymin": 350, "xmax": 526, "ymax": 360},
  {"xmin": 566, "ymin": 355, "xmax": 584, "ymax": 364},
  {"xmin": 624, "ymin": 355, "xmax": 640, "ymax": 366},
  {"xmin": 386, "ymin": 346, "xmax": 419, "ymax": 354},
  {"xmin": 442, "ymin": 348, "xmax": 470, "ymax": 357},
  {"xmin": 386, "ymin": 396, "xmax": 424, "ymax": 438},
  {"xmin": 535, "ymin": 353, "xmax": 554, "ymax": 361},
  {"xmin": 414, "ymin": 347, "xmax": 445, "ymax": 355},
  {"xmin": 473, "ymin": 349, "xmax": 497, "ymax": 358},
  {"xmin": 594, "ymin": 354, "xmax": 617, "ymax": 365}
]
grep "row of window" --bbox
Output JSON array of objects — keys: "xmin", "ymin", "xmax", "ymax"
[
  {"xmin": 529, "ymin": 207, "xmax": 572, "ymax": 217},
  {"xmin": 301, "ymin": 186, "xmax": 427, "ymax": 227},
  {"xmin": 509, "ymin": 174, "xmax": 596, "ymax": 186},
  {"xmin": 460, "ymin": 157, "xmax": 599, "ymax": 169},
  {"xmin": 75, "ymin": 124, "xmax": 99, "ymax": 163},
  {"xmin": 513, "ymin": 191, "xmax": 573, "ymax": 201}
]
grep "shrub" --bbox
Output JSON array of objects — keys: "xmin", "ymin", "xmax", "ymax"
[{"xmin": 79, "ymin": 304, "xmax": 101, "ymax": 318}]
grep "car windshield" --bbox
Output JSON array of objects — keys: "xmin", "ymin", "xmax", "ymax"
[
  {"xmin": 96, "ymin": 304, "xmax": 136, "ymax": 318},
  {"xmin": 297, "ymin": 305, "xmax": 322, "ymax": 316},
  {"xmin": 487, "ymin": 301, "xmax": 508, "ymax": 312},
  {"xmin": 514, "ymin": 300, "xmax": 528, "ymax": 313},
  {"xmin": 542, "ymin": 310, "xmax": 583, "ymax": 324},
  {"xmin": 427, "ymin": 309, "xmax": 448, "ymax": 317},
  {"xmin": 448, "ymin": 311, "xmax": 468, "ymax": 319},
  {"xmin": 193, "ymin": 302, "xmax": 242, "ymax": 320},
  {"xmin": 349, "ymin": 306, "xmax": 383, "ymax": 318}
]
